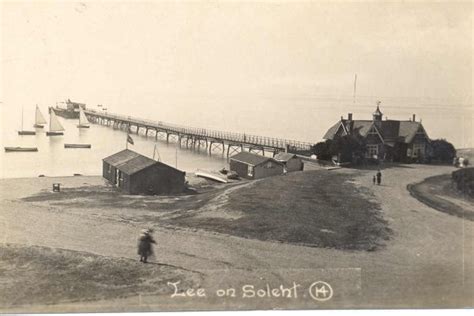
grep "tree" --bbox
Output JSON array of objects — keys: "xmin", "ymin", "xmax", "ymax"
[
  {"xmin": 311, "ymin": 135, "xmax": 366, "ymax": 163},
  {"xmin": 329, "ymin": 134, "xmax": 367, "ymax": 162},
  {"xmin": 311, "ymin": 140, "xmax": 332, "ymax": 160},
  {"xmin": 429, "ymin": 139, "xmax": 456, "ymax": 163}
]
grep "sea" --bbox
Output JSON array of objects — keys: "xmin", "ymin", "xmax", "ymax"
[{"xmin": 0, "ymin": 96, "xmax": 472, "ymax": 179}]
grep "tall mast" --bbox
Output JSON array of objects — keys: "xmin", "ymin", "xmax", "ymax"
[{"xmin": 353, "ymin": 74, "xmax": 357, "ymax": 104}]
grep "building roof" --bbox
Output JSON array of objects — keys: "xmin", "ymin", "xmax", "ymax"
[
  {"xmin": 323, "ymin": 106, "xmax": 428, "ymax": 144},
  {"xmin": 274, "ymin": 152, "xmax": 299, "ymax": 162},
  {"xmin": 230, "ymin": 152, "xmax": 278, "ymax": 166},
  {"xmin": 103, "ymin": 149, "xmax": 183, "ymax": 175}
]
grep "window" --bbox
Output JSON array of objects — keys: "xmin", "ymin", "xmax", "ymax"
[
  {"xmin": 247, "ymin": 165, "xmax": 254, "ymax": 177},
  {"xmin": 412, "ymin": 144, "xmax": 425, "ymax": 158},
  {"xmin": 366, "ymin": 144, "xmax": 378, "ymax": 158},
  {"xmin": 108, "ymin": 165, "xmax": 112, "ymax": 174},
  {"xmin": 265, "ymin": 161, "xmax": 273, "ymax": 169}
]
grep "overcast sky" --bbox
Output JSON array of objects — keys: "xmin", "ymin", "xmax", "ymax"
[{"xmin": 2, "ymin": 1, "xmax": 472, "ymax": 102}]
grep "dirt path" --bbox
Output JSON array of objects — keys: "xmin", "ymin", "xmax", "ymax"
[{"xmin": 0, "ymin": 166, "xmax": 472, "ymax": 311}]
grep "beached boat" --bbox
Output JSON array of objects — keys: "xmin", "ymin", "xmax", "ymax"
[
  {"xmin": 33, "ymin": 105, "xmax": 47, "ymax": 128},
  {"xmin": 64, "ymin": 144, "xmax": 91, "ymax": 148},
  {"xmin": 195, "ymin": 169, "xmax": 228, "ymax": 183},
  {"xmin": 46, "ymin": 110, "xmax": 65, "ymax": 136},
  {"xmin": 18, "ymin": 106, "xmax": 36, "ymax": 135},
  {"xmin": 4, "ymin": 147, "xmax": 38, "ymax": 152},
  {"xmin": 77, "ymin": 108, "xmax": 90, "ymax": 128}
]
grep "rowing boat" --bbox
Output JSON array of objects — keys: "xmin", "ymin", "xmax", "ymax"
[
  {"xmin": 195, "ymin": 169, "xmax": 228, "ymax": 183},
  {"xmin": 4, "ymin": 147, "xmax": 38, "ymax": 152},
  {"xmin": 64, "ymin": 144, "xmax": 91, "ymax": 149}
]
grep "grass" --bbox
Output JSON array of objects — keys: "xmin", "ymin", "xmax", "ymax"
[
  {"xmin": 0, "ymin": 244, "xmax": 201, "ymax": 307},
  {"xmin": 21, "ymin": 171, "xmax": 391, "ymax": 251},
  {"xmin": 166, "ymin": 171, "xmax": 391, "ymax": 251},
  {"xmin": 407, "ymin": 173, "xmax": 474, "ymax": 221}
]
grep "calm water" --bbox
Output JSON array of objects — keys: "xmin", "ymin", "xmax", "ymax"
[
  {"xmin": 1, "ymin": 97, "xmax": 472, "ymax": 178},
  {"xmin": 0, "ymin": 110, "xmax": 229, "ymax": 178}
]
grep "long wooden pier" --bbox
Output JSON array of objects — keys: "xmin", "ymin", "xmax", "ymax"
[{"xmin": 84, "ymin": 109, "xmax": 313, "ymax": 157}]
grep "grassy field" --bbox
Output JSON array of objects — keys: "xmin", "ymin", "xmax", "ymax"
[
  {"xmin": 165, "ymin": 171, "xmax": 391, "ymax": 251},
  {"xmin": 407, "ymin": 173, "xmax": 474, "ymax": 220},
  {"xmin": 21, "ymin": 171, "xmax": 391, "ymax": 251},
  {"xmin": 21, "ymin": 171, "xmax": 390, "ymax": 251},
  {"xmin": 0, "ymin": 244, "xmax": 201, "ymax": 308}
]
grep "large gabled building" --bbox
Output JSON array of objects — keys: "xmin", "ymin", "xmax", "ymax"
[{"xmin": 323, "ymin": 104, "xmax": 430, "ymax": 162}]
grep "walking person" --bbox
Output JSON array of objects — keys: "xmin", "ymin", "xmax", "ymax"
[
  {"xmin": 376, "ymin": 169, "xmax": 382, "ymax": 185},
  {"xmin": 138, "ymin": 228, "xmax": 156, "ymax": 263},
  {"xmin": 372, "ymin": 175, "xmax": 376, "ymax": 185}
]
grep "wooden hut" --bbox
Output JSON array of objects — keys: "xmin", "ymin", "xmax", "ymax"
[
  {"xmin": 102, "ymin": 149, "xmax": 185, "ymax": 195},
  {"xmin": 229, "ymin": 152, "xmax": 284, "ymax": 180},
  {"xmin": 274, "ymin": 152, "xmax": 304, "ymax": 172}
]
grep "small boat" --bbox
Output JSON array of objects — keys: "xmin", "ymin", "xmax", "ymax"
[
  {"xmin": 64, "ymin": 144, "xmax": 91, "ymax": 148},
  {"xmin": 34, "ymin": 105, "xmax": 47, "ymax": 128},
  {"xmin": 226, "ymin": 171, "xmax": 239, "ymax": 180},
  {"xmin": 46, "ymin": 109, "xmax": 65, "ymax": 136},
  {"xmin": 18, "ymin": 106, "xmax": 36, "ymax": 135},
  {"xmin": 4, "ymin": 147, "xmax": 38, "ymax": 152},
  {"xmin": 195, "ymin": 169, "xmax": 228, "ymax": 183},
  {"xmin": 18, "ymin": 131, "xmax": 36, "ymax": 135},
  {"xmin": 77, "ymin": 108, "xmax": 90, "ymax": 128}
]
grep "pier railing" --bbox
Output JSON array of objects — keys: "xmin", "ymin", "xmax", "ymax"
[{"xmin": 85, "ymin": 109, "xmax": 313, "ymax": 151}]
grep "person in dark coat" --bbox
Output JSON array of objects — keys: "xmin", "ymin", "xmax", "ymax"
[
  {"xmin": 372, "ymin": 175, "xmax": 376, "ymax": 185},
  {"xmin": 138, "ymin": 229, "xmax": 156, "ymax": 263},
  {"xmin": 376, "ymin": 170, "xmax": 382, "ymax": 185}
]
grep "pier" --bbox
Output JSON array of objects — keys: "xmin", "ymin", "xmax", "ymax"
[{"xmin": 84, "ymin": 110, "xmax": 313, "ymax": 157}]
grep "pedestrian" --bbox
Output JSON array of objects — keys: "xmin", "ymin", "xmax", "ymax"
[
  {"xmin": 372, "ymin": 175, "xmax": 376, "ymax": 185},
  {"xmin": 138, "ymin": 228, "xmax": 156, "ymax": 263},
  {"xmin": 376, "ymin": 169, "xmax": 382, "ymax": 185}
]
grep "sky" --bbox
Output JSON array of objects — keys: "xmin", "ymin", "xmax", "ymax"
[{"xmin": 1, "ymin": 0, "xmax": 473, "ymax": 146}]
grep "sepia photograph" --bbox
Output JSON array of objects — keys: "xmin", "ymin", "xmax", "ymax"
[{"xmin": 0, "ymin": 0, "xmax": 472, "ymax": 313}]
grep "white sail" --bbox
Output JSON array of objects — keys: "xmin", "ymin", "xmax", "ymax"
[
  {"xmin": 79, "ymin": 108, "xmax": 90, "ymax": 126},
  {"xmin": 35, "ymin": 106, "xmax": 47, "ymax": 125},
  {"xmin": 49, "ymin": 110, "xmax": 65, "ymax": 132}
]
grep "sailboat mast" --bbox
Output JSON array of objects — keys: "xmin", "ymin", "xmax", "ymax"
[{"xmin": 353, "ymin": 74, "xmax": 357, "ymax": 104}]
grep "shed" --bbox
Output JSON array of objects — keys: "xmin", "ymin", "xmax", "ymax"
[
  {"xmin": 102, "ymin": 149, "xmax": 185, "ymax": 195},
  {"xmin": 229, "ymin": 152, "xmax": 284, "ymax": 180},
  {"xmin": 274, "ymin": 152, "xmax": 304, "ymax": 172}
]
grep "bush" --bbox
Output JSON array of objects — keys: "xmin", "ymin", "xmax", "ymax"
[
  {"xmin": 311, "ymin": 140, "xmax": 332, "ymax": 161},
  {"xmin": 452, "ymin": 167, "xmax": 474, "ymax": 197},
  {"xmin": 311, "ymin": 135, "xmax": 366, "ymax": 163},
  {"xmin": 429, "ymin": 139, "xmax": 456, "ymax": 163}
]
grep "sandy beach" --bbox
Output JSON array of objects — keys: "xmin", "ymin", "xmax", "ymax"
[{"xmin": 0, "ymin": 165, "xmax": 473, "ymax": 312}]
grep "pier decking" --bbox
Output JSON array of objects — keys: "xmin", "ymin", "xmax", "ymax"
[{"xmin": 84, "ymin": 110, "xmax": 313, "ymax": 157}]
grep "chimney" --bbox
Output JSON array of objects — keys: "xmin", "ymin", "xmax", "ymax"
[
  {"xmin": 412, "ymin": 114, "xmax": 416, "ymax": 122},
  {"xmin": 341, "ymin": 116, "xmax": 344, "ymax": 121},
  {"xmin": 348, "ymin": 113, "xmax": 353, "ymax": 121}
]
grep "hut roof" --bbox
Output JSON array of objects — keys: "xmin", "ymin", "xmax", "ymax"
[
  {"xmin": 103, "ymin": 149, "xmax": 183, "ymax": 175},
  {"xmin": 274, "ymin": 152, "xmax": 298, "ymax": 162},
  {"xmin": 230, "ymin": 152, "xmax": 280, "ymax": 166}
]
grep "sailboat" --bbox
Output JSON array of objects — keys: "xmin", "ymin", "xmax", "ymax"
[
  {"xmin": 77, "ymin": 108, "xmax": 90, "ymax": 128},
  {"xmin": 34, "ymin": 105, "xmax": 47, "ymax": 128},
  {"xmin": 46, "ymin": 109, "xmax": 65, "ymax": 136},
  {"xmin": 18, "ymin": 106, "xmax": 36, "ymax": 135}
]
